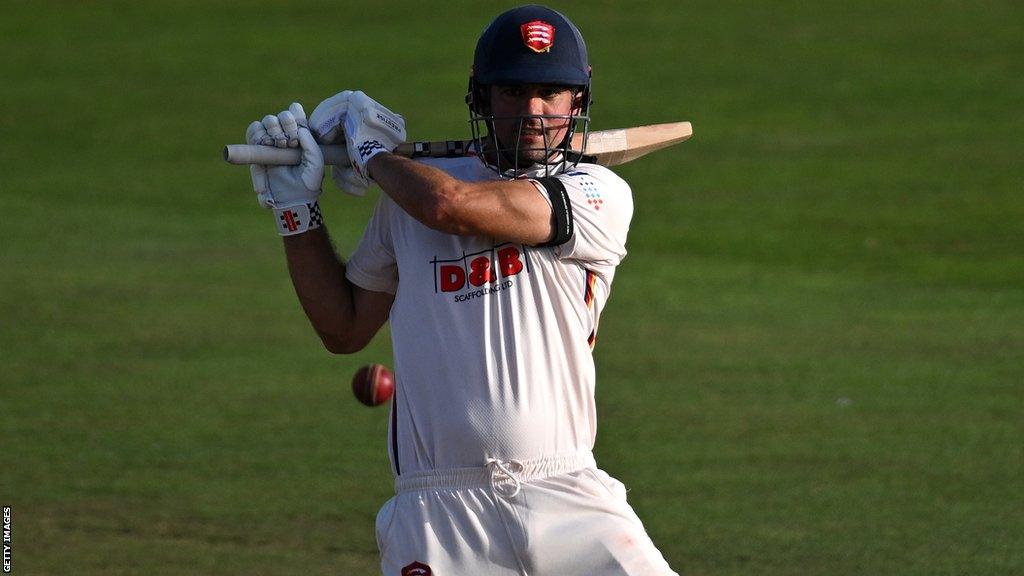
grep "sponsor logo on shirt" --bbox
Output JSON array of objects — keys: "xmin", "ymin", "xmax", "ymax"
[
  {"xmin": 402, "ymin": 561, "xmax": 432, "ymax": 576},
  {"xmin": 431, "ymin": 243, "xmax": 531, "ymax": 303}
]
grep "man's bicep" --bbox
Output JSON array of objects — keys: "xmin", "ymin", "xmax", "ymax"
[{"xmin": 454, "ymin": 180, "xmax": 555, "ymax": 245}]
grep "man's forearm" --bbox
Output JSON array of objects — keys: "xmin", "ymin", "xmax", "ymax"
[
  {"xmin": 282, "ymin": 227, "xmax": 359, "ymax": 352},
  {"xmin": 367, "ymin": 153, "xmax": 553, "ymax": 243},
  {"xmin": 367, "ymin": 152, "xmax": 462, "ymax": 231}
]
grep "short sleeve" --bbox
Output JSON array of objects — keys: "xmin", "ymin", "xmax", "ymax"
[
  {"xmin": 346, "ymin": 195, "xmax": 399, "ymax": 294},
  {"xmin": 552, "ymin": 165, "xmax": 633, "ymax": 267}
]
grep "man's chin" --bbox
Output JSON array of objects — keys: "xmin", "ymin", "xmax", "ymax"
[
  {"xmin": 517, "ymin": 141, "xmax": 569, "ymax": 162},
  {"xmin": 517, "ymin": 151, "xmax": 551, "ymax": 165}
]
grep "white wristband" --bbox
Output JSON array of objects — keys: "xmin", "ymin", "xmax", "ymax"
[{"xmin": 273, "ymin": 201, "xmax": 323, "ymax": 236}]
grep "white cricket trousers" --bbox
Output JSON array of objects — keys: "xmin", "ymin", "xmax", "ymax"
[{"xmin": 375, "ymin": 451, "xmax": 679, "ymax": 575}]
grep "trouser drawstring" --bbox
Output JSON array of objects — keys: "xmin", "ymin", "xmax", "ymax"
[
  {"xmin": 393, "ymin": 451, "xmax": 597, "ymax": 495},
  {"xmin": 486, "ymin": 458, "xmax": 525, "ymax": 498}
]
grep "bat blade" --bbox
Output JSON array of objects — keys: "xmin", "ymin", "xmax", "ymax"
[
  {"xmin": 222, "ymin": 121, "xmax": 692, "ymax": 168},
  {"xmin": 579, "ymin": 121, "xmax": 692, "ymax": 166}
]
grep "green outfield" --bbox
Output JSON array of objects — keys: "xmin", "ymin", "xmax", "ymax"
[{"xmin": 2, "ymin": 1, "xmax": 1022, "ymax": 574}]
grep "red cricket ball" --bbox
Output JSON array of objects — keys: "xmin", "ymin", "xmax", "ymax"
[{"xmin": 351, "ymin": 363, "xmax": 395, "ymax": 407}]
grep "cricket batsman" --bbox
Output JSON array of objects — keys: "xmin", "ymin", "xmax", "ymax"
[{"xmin": 244, "ymin": 5, "xmax": 679, "ymax": 575}]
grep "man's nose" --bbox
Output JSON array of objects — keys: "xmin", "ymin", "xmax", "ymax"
[{"xmin": 524, "ymin": 96, "xmax": 546, "ymax": 116}]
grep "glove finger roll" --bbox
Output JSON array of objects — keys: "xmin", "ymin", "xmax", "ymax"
[
  {"xmin": 246, "ymin": 120, "xmax": 268, "ymax": 145},
  {"xmin": 278, "ymin": 110, "xmax": 299, "ymax": 148},
  {"xmin": 262, "ymin": 114, "xmax": 288, "ymax": 148},
  {"xmin": 289, "ymin": 102, "xmax": 308, "ymax": 127}
]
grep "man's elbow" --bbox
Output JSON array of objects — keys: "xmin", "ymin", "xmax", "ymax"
[{"xmin": 318, "ymin": 331, "xmax": 368, "ymax": 355}]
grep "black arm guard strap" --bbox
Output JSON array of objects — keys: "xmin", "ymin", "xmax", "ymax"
[{"xmin": 534, "ymin": 176, "xmax": 575, "ymax": 247}]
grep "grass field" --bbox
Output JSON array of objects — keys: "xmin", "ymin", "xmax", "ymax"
[{"xmin": 2, "ymin": 1, "xmax": 1022, "ymax": 574}]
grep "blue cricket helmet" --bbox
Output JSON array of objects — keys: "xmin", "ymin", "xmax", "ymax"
[
  {"xmin": 467, "ymin": 5, "xmax": 593, "ymax": 176},
  {"xmin": 472, "ymin": 4, "xmax": 590, "ymax": 88}
]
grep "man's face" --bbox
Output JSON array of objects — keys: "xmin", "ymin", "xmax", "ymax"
[{"xmin": 486, "ymin": 84, "xmax": 580, "ymax": 165}]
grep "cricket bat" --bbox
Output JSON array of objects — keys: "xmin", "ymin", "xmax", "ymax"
[{"xmin": 223, "ymin": 121, "xmax": 692, "ymax": 168}]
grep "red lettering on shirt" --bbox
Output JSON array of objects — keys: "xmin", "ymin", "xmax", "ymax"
[
  {"xmin": 440, "ymin": 265, "xmax": 466, "ymax": 292},
  {"xmin": 497, "ymin": 246, "xmax": 524, "ymax": 277}
]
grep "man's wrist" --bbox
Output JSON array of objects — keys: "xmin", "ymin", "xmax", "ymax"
[
  {"xmin": 273, "ymin": 201, "xmax": 323, "ymax": 236},
  {"xmin": 365, "ymin": 151, "xmax": 392, "ymax": 181}
]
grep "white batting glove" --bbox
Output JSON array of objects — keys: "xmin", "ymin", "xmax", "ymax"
[
  {"xmin": 344, "ymin": 91, "xmax": 406, "ymax": 185},
  {"xmin": 329, "ymin": 165, "xmax": 370, "ymax": 197},
  {"xmin": 310, "ymin": 90, "xmax": 353, "ymax": 144},
  {"xmin": 246, "ymin": 103, "xmax": 324, "ymax": 236},
  {"xmin": 310, "ymin": 90, "xmax": 368, "ymax": 197}
]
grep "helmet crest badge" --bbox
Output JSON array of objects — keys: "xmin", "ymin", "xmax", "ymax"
[{"xmin": 520, "ymin": 20, "xmax": 555, "ymax": 53}]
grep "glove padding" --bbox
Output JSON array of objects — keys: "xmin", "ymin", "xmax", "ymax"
[
  {"xmin": 310, "ymin": 90, "xmax": 367, "ymax": 197},
  {"xmin": 344, "ymin": 91, "xmax": 406, "ymax": 185},
  {"xmin": 247, "ymin": 102, "xmax": 323, "ymax": 209},
  {"xmin": 310, "ymin": 90, "xmax": 352, "ymax": 145}
]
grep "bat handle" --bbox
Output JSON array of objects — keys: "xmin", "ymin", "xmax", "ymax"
[{"xmin": 222, "ymin": 144, "xmax": 350, "ymax": 166}]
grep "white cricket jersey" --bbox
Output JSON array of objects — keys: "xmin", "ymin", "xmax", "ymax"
[{"xmin": 346, "ymin": 156, "xmax": 633, "ymax": 475}]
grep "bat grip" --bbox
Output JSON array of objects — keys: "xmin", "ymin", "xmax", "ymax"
[{"xmin": 223, "ymin": 144, "xmax": 350, "ymax": 166}]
